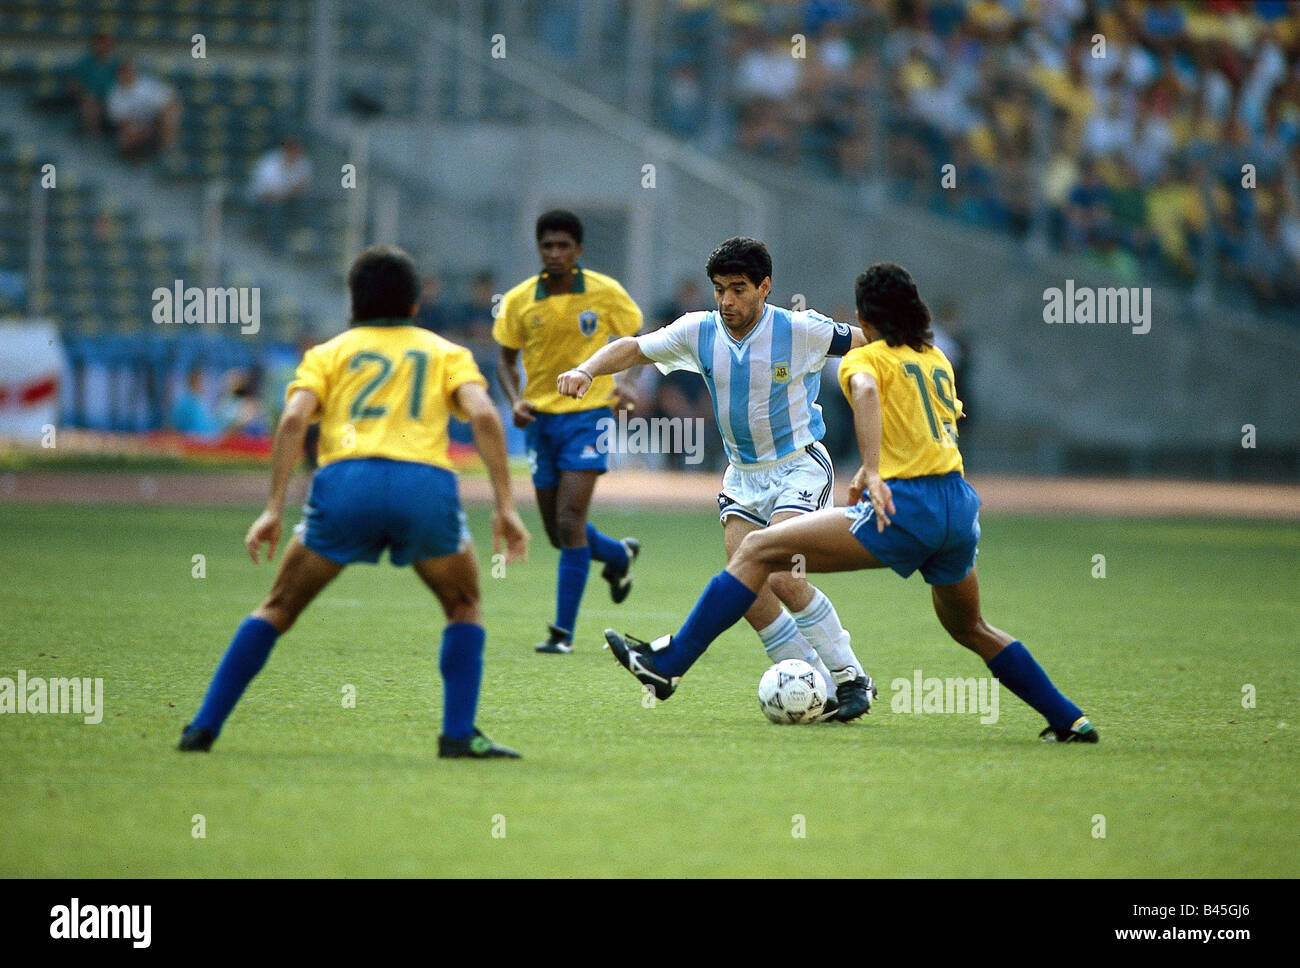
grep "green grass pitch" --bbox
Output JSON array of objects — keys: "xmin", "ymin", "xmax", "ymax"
[{"xmin": 1, "ymin": 501, "xmax": 1297, "ymax": 877}]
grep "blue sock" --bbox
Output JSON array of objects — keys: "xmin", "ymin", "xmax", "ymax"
[
  {"xmin": 986, "ymin": 640, "xmax": 1084, "ymax": 730},
  {"xmin": 555, "ymin": 545, "xmax": 591, "ymax": 637},
  {"xmin": 655, "ymin": 571, "xmax": 757, "ymax": 677},
  {"xmin": 440, "ymin": 622, "xmax": 485, "ymax": 740},
  {"xmin": 586, "ymin": 523, "xmax": 629, "ymax": 569},
  {"xmin": 191, "ymin": 616, "xmax": 279, "ymax": 736}
]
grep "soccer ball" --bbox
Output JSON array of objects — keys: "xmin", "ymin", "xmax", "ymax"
[{"xmin": 758, "ymin": 659, "xmax": 827, "ymax": 724}]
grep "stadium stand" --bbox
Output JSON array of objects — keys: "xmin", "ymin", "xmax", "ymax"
[
  {"xmin": 483, "ymin": 0, "xmax": 1300, "ymax": 319},
  {"xmin": 640, "ymin": 0, "xmax": 1300, "ymax": 317},
  {"xmin": 1, "ymin": 0, "xmax": 1296, "ymax": 474}
]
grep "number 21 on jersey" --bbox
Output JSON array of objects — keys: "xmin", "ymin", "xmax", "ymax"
[{"xmin": 348, "ymin": 350, "xmax": 428, "ymax": 420}]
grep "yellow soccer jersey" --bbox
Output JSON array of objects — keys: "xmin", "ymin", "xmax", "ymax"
[
  {"xmin": 838, "ymin": 340, "xmax": 964, "ymax": 480},
  {"xmin": 493, "ymin": 265, "xmax": 642, "ymax": 413},
  {"xmin": 286, "ymin": 321, "xmax": 487, "ymax": 470}
]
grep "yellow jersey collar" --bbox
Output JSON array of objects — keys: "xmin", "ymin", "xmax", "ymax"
[{"xmin": 534, "ymin": 265, "xmax": 587, "ymax": 300}]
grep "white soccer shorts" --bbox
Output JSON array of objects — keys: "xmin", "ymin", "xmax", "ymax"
[{"xmin": 716, "ymin": 441, "xmax": 835, "ymax": 526}]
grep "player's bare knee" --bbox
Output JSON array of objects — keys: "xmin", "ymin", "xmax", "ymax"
[
  {"xmin": 768, "ymin": 568, "xmax": 806, "ymax": 600},
  {"xmin": 944, "ymin": 616, "xmax": 992, "ymax": 653},
  {"xmin": 446, "ymin": 599, "xmax": 481, "ymax": 625},
  {"xmin": 253, "ymin": 600, "xmax": 295, "ymax": 634},
  {"xmin": 432, "ymin": 570, "xmax": 480, "ymax": 620},
  {"xmin": 261, "ymin": 578, "xmax": 313, "ymax": 629},
  {"xmin": 743, "ymin": 529, "xmax": 789, "ymax": 569},
  {"xmin": 554, "ymin": 508, "xmax": 586, "ymax": 547},
  {"xmin": 731, "ymin": 531, "xmax": 759, "ymax": 567},
  {"xmin": 732, "ymin": 532, "xmax": 778, "ymax": 582}
]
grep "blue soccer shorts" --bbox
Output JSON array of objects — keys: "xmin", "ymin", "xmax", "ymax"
[
  {"xmin": 525, "ymin": 408, "xmax": 611, "ymax": 489},
  {"xmin": 300, "ymin": 457, "xmax": 471, "ymax": 566},
  {"xmin": 845, "ymin": 471, "xmax": 981, "ymax": 586}
]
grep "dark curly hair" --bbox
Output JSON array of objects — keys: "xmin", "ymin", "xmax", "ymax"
[
  {"xmin": 854, "ymin": 263, "xmax": 933, "ymax": 352},
  {"xmin": 536, "ymin": 209, "xmax": 583, "ymax": 245},
  {"xmin": 705, "ymin": 237, "xmax": 772, "ymax": 288},
  {"xmin": 347, "ymin": 245, "xmax": 420, "ymax": 322}
]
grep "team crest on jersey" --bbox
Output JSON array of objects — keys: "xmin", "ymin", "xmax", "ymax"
[
  {"xmin": 578, "ymin": 310, "xmax": 598, "ymax": 336},
  {"xmin": 772, "ymin": 361, "xmax": 790, "ymax": 383}
]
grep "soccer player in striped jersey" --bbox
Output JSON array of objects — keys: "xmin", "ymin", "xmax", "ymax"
[
  {"xmin": 495, "ymin": 210, "xmax": 644, "ymax": 655},
  {"xmin": 603, "ymin": 263, "xmax": 1098, "ymax": 743},
  {"xmin": 557, "ymin": 237, "xmax": 876, "ymax": 721},
  {"xmin": 178, "ymin": 246, "xmax": 530, "ymax": 757}
]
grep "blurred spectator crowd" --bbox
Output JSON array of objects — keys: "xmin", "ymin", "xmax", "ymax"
[
  {"xmin": 656, "ymin": 0, "xmax": 1300, "ymax": 311},
  {"xmin": 67, "ymin": 31, "xmax": 180, "ymax": 162}
]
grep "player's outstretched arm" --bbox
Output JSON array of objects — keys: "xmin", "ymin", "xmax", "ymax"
[
  {"xmin": 246, "ymin": 387, "xmax": 318, "ymax": 563},
  {"xmin": 455, "ymin": 381, "xmax": 529, "ymax": 563},
  {"xmin": 556, "ymin": 337, "xmax": 651, "ymax": 399},
  {"xmin": 846, "ymin": 372, "xmax": 895, "ymax": 531}
]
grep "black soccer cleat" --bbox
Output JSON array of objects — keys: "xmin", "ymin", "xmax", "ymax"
[
  {"xmin": 833, "ymin": 672, "xmax": 878, "ymax": 722},
  {"xmin": 535, "ymin": 624, "xmax": 573, "ymax": 654},
  {"xmin": 1039, "ymin": 717, "xmax": 1099, "ymax": 743},
  {"xmin": 438, "ymin": 728, "xmax": 522, "ymax": 759},
  {"xmin": 177, "ymin": 724, "xmax": 215, "ymax": 752},
  {"xmin": 810, "ymin": 692, "xmax": 841, "ymax": 723},
  {"xmin": 603, "ymin": 629, "xmax": 679, "ymax": 700},
  {"xmin": 601, "ymin": 538, "xmax": 640, "ymax": 604}
]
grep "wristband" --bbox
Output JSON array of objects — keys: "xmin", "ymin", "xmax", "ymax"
[{"xmin": 576, "ymin": 368, "xmax": 594, "ymax": 381}]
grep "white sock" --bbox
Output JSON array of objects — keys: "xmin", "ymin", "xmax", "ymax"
[
  {"xmin": 792, "ymin": 588, "xmax": 863, "ymax": 684},
  {"xmin": 756, "ymin": 611, "xmax": 835, "ymax": 694}
]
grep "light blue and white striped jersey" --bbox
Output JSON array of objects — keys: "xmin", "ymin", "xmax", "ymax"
[{"xmin": 637, "ymin": 304, "xmax": 854, "ymax": 466}]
